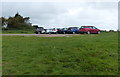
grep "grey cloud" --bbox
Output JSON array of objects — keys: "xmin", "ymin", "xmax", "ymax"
[{"xmin": 1, "ymin": 2, "xmax": 118, "ymax": 30}]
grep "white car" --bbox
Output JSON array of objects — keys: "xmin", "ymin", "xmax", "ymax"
[
  {"xmin": 45, "ymin": 28, "xmax": 58, "ymax": 34},
  {"xmin": 51, "ymin": 28, "xmax": 58, "ymax": 33},
  {"xmin": 45, "ymin": 29, "xmax": 52, "ymax": 34}
]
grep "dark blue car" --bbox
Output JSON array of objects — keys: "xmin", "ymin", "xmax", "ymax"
[
  {"xmin": 67, "ymin": 27, "xmax": 79, "ymax": 34},
  {"xmin": 57, "ymin": 28, "xmax": 68, "ymax": 34}
]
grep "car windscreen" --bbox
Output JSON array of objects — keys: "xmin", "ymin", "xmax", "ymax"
[
  {"xmin": 69, "ymin": 27, "xmax": 79, "ymax": 29},
  {"xmin": 80, "ymin": 26, "xmax": 85, "ymax": 29},
  {"xmin": 38, "ymin": 27, "xmax": 44, "ymax": 30},
  {"xmin": 62, "ymin": 28, "xmax": 67, "ymax": 30},
  {"xmin": 86, "ymin": 26, "xmax": 93, "ymax": 29}
]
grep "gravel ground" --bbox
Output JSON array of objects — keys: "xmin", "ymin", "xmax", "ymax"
[{"xmin": 1, "ymin": 34, "xmax": 81, "ymax": 37}]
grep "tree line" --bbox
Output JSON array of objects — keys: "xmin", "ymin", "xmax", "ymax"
[{"xmin": 0, "ymin": 12, "xmax": 33, "ymax": 30}]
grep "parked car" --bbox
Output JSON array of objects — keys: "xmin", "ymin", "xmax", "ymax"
[
  {"xmin": 45, "ymin": 29, "xmax": 52, "ymax": 34},
  {"xmin": 51, "ymin": 28, "xmax": 58, "ymax": 34},
  {"xmin": 35, "ymin": 27, "xmax": 45, "ymax": 34},
  {"xmin": 67, "ymin": 27, "xmax": 79, "ymax": 34},
  {"xmin": 78, "ymin": 26, "xmax": 101, "ymax": 34},
  {"xmin": 45, "ymin": 28, "xmax": 58, "ymax": 34},
  {"xmin": 57, "ymin": 28, "xmax": 68, "ymax": 34}
]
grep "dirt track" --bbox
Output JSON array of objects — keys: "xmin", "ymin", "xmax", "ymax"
[{"xmin": 1, "ymin": 34, "xmax": 81, "ymax": 37}]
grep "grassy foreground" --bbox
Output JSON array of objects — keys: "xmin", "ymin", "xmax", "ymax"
[{"xmin": 2, "ymin": 32, "xmax": 118, "ymax": 75}]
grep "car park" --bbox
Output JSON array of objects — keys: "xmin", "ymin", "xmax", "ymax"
[
  {"xmin": 67, "ymin": 27, "xmax": 79, "ymax": 34},
  {"xmin": 34, "ymin": 26, "xmax": 101, "ymax": 34},
  {"xmin": 78, "ymin": 26, "xmax": 101, "ymax": 34}
]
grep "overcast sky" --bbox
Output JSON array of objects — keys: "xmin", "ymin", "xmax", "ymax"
[{"xmin": 2, "ymin": 2, "xmax": 118, "ymax": 30}]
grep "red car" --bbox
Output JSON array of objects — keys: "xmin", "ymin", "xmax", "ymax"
[{"xmin": 78, "ymin": 26, "xmax": 101, "ymax": 34}]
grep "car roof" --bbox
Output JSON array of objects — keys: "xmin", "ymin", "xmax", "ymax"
[{"xmin": 68, "ymin": 27, "xmax": 79, "ymax": 28}]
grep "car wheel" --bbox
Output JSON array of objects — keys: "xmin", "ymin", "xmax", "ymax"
[
  {"xmin": 87, "ymin": 31, "xmax": 90, "ymax": 34},
  {"xmin": 97, "ymin": 31, "xmax": 100, "ymax": 34},
  {"xmin": 35, "ymin": 32, "xmax": 38, "ymax": 34},
  {"xmin": 73, "ymin": 32, "xmax": 75, "ymax": 34},
  {"xmin": 77, "ymin": 31, "xmax": 80, "ymax": 34}
]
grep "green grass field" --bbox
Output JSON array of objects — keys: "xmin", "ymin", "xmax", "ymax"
[{"xmin": 2, "ymin": 32, "xmax": 118, "ymax": 75}]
